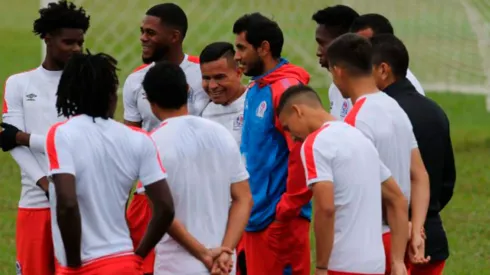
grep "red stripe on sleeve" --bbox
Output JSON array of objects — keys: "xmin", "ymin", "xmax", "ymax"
[
  {"xmin": 303, "ymin": 124, "xmax": 330, "ymax": 180},
  {"xmin": 46, "ymin": 122, "xmax": 66, "ymax": 170},
  {"xmin": 127, "ymin": 124, "xmax": 167, "ymax": 173},
  {"xmin": 2, "ymin": 80, "xmax": 7, "ymax": 114},
  {"xmin": 187, "ymin": 55, "xmax": 200, "ymax": 64},
  {"xmin": 344, "ymin": 97, "xmax": 367, "ymax": 127}
]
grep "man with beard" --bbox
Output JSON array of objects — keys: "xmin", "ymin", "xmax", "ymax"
[
  {"xmin": 232, "ymin": 12, "xmax": 312, "ymax": 275},
  {"xmin": 122, "ymin": 3, "xmax": 209, "ymax": 275}
]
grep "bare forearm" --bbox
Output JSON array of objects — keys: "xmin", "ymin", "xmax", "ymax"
[
  {"xmin": 168, "ymin": 219, "xmax": 207, "ymax": 261},
  {"xmin": 410, "ymin": 179, "xmax": 429, "ymax": 231},
  {"xmin": 222, "ymin": 199, "xmax": 252, "ymax": 249},
  {"xmin": 57, "ymin": 205, "xmax": 82, "ymax": 267},
  {"xmin": 136, "ymin": 206, "xmax": 175, "ymax": 258},
  {"xmin": 314, "ymin": 211, "xmax": 334, "ymax": 267},
  {"xmin": 386, "ymin": 202, "xmax": 409, "ymax": 263}
]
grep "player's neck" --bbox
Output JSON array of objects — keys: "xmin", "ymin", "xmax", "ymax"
[
  {"xmin": 157, "ymin": 106, "xmax": 188, "ymax": 121},
  {"xmin": 262, "ymin": 57, "xmax": 281, "ymax": 74},
  {"xmin": 42, "ymin": 57, "xmax": 63, "ymax": 71},
  {"xmin": 308, "ymin": 110, "xmax": 334, "ymax": 134},
  {"xmin": 224, "ymin": 85, "xmax": 246, "ymax": 105},
  {"xmin": 348, "ymin": 77, "xmax": 379, "ymax": 104},
  {"xmin": 161, "ymin": 47, "xmax": 185, "ymax": 65}
]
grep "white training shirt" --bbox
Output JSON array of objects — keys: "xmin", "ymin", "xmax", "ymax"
[
  {"xmin": 45, "ymin": 115, "xmax": 167, "ymax": 267},
  {"xmin": 329, "ymin": 68, "xmax": 424, "ymax": 120},
  {"xmin": 2, "ymin": 66, "xmax": 64, "ymax": 208},
  {"xmin": 344, "ymin": 92, "xmax": 417, "ymax": 233},
  {"xmin": 301, "ymin": 121, "xmax": 387, "ymax": 274},
  {"xmin": 150, "ymin": 115, "xmax": 249, "ymax": 275},
  {"xmin": 123, "ymin": 54, "xmax": 209, "ymax": 132},
  {"xmin": 201, "ymin": 91, "xmax": 247, "ymax": 146}
]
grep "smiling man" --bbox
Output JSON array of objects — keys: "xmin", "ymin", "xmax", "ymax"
[{"xmin": 200, "ymin": 42, "xmax": 247, "ymax": 146}]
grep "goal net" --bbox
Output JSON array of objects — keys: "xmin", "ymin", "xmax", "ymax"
[{"xmin": 49, "ymin": 0, "xmax": 490, "ymax": 97}]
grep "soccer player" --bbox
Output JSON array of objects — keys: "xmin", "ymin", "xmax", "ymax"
[
  {"xmin": 233, "ymin": 13, "xmax": 312, "ymax": 275},
  {"xmin": 311, "ymin": 6, "xmax": 424, "ymax": 120},
  {"xmin": 123, "ymin": 3, "xmax": 209, "ymax": 274},
  {"xmin": 0, "ymin": 1, "xmax": 89, "ymax": 274},
  {"xmin": 45, "ymin": 51, "xmax": 175, "ymax": 274},
  {"xmin": 200, "ymin": 42, "xmax": 247, "ymax": 146},
  {"xmin": 276, "ymin": 84, "xmax": 409, "ymax": 275},
  {"xmin": 141, "ymin": 61, "xmax": 253, "ymax": 275},
  {"xmin": 371, "ymin": 34, "xmax": 456, "ymax": 275},
  {"xmin": 325, "ymin": 33, "xmax": 431, "ymax": 274}
]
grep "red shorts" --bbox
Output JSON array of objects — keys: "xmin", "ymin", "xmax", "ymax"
[
  {"xmin": 244, "ymin": 217, "xmax": 310, "ymax": 275},
  {"xmin": 56, "ymin": 254, "xmax": 142, "ymax": 275},
  {"xmin": 382, "ymin": 232, "xmax": 411, "ymax": 275},
  {"xmin": 16, "ymin": 208, "xmax": 55, "ymax": 275},
  {"xmin": 411, "ymin": 260, "xmax": 445, "ymax": 275},
  {"xmin": 126, "ymin": 193, "xmax": 154, "ymax": 274},
  {"xmin": 328, "ymin": 271, "xmax": 383, "ymax": 275}
]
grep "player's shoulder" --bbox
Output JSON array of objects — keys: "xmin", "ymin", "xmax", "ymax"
[
  {"xmin": 181, "ymin": 54, "xmax": 200, "ymax": 72},
  {"xmin": 126, "ymin": 63, "xmax": 153, "ymax": 83},
  {"xmin": 5, "ymin": 67, "xmax": 39, "ymax": 86}
]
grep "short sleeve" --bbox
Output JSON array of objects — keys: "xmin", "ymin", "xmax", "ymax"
[
  {"xmin": 45, "ymin": 123, "xmax": 75, "ymax": 176},
  {"xmin": 122, "ymin": 76, "xmax": 142, "ymax": 122},
  {"xmin": 410, "ymin": 130, "xmax": 418, "ymax": 149},
  {"xmin": 138, "ymin": 134, "xmax": 167, "ymax": 186},
  {"xmin": 300, "ymin": 135, "xmax": 333, "ymax": 187},
  {"xmin": 379, "ymin": 159, "xmax": 392, "ymax": 183},
  {"xmin": 227, "ymin": 133, "xmax": 249, "ymax": 184}
]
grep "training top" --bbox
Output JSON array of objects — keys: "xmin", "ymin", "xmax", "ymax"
[{"xmin": 45, "ymin": 115, "xmax": 167, "ymax": 267}]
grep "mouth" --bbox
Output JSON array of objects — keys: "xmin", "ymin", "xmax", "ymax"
[{"xmin": 142, "ymin": 44, "xmax": 152, "ymax": 54}]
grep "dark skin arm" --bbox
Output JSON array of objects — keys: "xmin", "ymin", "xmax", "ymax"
[
  {"xmin": 134, "ymin": 179, "xmax": 175, "ymax": 258},
  {"xmin": 124, "ymin": 120, "xmax": 142, "ymax": 128},
  {"xmin": 52, "ymin": 173, "xmax": 82, "ymax": 268}
]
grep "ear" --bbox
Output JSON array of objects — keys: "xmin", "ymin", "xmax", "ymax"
[
  {"xmin": 380, "ymin": 62, "xmax": 391, "ymax": 80},
  {"xmin": 291, "ymin": 104, "xmax": 303, "ymax": 117},
  {"xmin": 257, "ymin": 40, "xmax": 270, "ymax": 58},
  {"xmin": 44, "ymin": 34, "xmax": 52, "ymax": 46},
  {"xmin": 170, "ymin": 29, "xmax": 181, "ymax": 44}
]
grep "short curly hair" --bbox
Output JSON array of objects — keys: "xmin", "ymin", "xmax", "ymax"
[{"xmin": 33, "ymin": 0, "xmax": 90, "ymax": 38}]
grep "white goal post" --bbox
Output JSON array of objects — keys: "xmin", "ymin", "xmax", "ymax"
[{"xmin": 40, "ymin": 0, "xmax": 490, "ymax": 110}]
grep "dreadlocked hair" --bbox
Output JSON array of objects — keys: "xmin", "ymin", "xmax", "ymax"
[
  {"xmin": 33, "ymin": 0, "xmax": 90, "ymax": 38},
  {"xmin": 56, "ymin": 50, "xmax": 119, "ymax": 120}
]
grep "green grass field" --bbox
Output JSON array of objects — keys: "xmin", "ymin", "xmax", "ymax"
[{"xmin": 1, "ymin": 0, "xmax": 490, "ymax": 274}]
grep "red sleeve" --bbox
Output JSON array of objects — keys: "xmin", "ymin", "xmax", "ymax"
[{"xmin": 271, "ymin": 79, "xmax": 313, "ymax": 222}]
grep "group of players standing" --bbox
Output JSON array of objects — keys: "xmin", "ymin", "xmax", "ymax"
[{"xmin": 0, "ymin": 1, "xmax": 456, "ymax": 275}]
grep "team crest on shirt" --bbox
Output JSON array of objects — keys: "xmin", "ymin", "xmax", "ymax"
[
  {"xmin": 256, "ymin": 101, "xmax": 267, "ymax": 118},
  {"xmin": 340, "ymin": 100, "xmax": 349, "ymax": 118},
  {"xmin": 26, "ymin": 93, "xmax": 37, "ymax": 101},
  {"xmin": 233, "ymin": 114, "xmax": 244, "ymax": 130},
  {"xmin": 16, "ymin": 261, "xmax": 21, "ymax": 275}
]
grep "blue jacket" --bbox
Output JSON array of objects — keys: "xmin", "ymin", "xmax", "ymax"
[{"xmin": 241, "ymin": 59, "xmax": 313, "ymax": 232}]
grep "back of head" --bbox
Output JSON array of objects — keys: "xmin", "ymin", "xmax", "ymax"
[
  {"xmin": 199, "ymin": 41, "xmax": 236, "ymax": 65},
  {"xmin": 350, "ymin": 13, "xmax": 394, "ymax": 36},
  {"xmin": 277, "ymin": 85, "xmax": 322, "ymax": 115},
  {"xmin": 232, "ymin": 12, "xmax": 284, "ymax": 58},
  {"xmin": 56, "ymin": 50, "xmax": 118, "ymax": 119},
  {"xmin": 146, "ymin": 3, "xmax": 188, "ymax": 39},
  {"xmin": 371, "ymin": 34, "xmax": 409, "ymax": 79},
  {"xmin": 33, "ymin": 0, "xmax": 90, "ymax": 38},
  {"xmin": 142, "ymin": 61, "xmax": 188, "ymax": 110},
  {"xmin": 326, "ymin": 33, "xmax": 373, "ymax": 76},
  {"xmin": 312, "ymin": 5, "xmax": 359, "ymax": 38}
]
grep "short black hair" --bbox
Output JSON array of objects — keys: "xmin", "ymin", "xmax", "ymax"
[
  {"xmin": 350, "ymin": 13, "xmax": 394, "ymax": 35},
  {"xmin": 276, "ymin": 85, "xmax": 322, "ymax": 115},
  {"xmin": 142, "ymin": 61, "xmax": 188, "ymax": 110},
  {"xmin": 199, "ymin": 42, "xmax": 236, "ymax": 65},
  {"xmin": 233, "ymin": 13, "xmax": 284, "ymax": 58},
  {"xmin": 371, "ymin": 34, "xmax": 409, "ymax": 79},
  {"xmin": 312, "ymin": 5, "xmax": 359, "ymax": 38},
  {"xmin": 56, "ymin": 50, "xmax": 118, "ymax": 119},
  {"xmin": 326, "ymin": 33, "xmax": 372, "ymax": 76},
  {"xmin": 146, "ymin": 3, "xmax": 188, "ymax": 39},
  {"xmin": 33, "ymin": 0, "xmax": 90, "ymax": 39}
]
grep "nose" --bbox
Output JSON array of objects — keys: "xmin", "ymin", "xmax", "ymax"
[
  {"xmin": 73, "ymin": 44, "xmax": 82, "ymax": 53},
  {"xmin": 208, "ymin": 79, "xmax": 219, "ymax": 90},
  {"xmin": 316, "ymin": 45, "xmax": 323, "ymax": 58},
  {"xmin": 234, "ymin": 51, "xmax": 241, "ymax": 62},
  {"xmin": 140, "ymin": 32, "xmax": 149, "ymax": 43}
]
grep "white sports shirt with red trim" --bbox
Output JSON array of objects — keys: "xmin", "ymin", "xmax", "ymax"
[
  {"xmin": 2, "ymin": 66, "xmax": 65, "ymax": 208},
  {"xmin": 301, "ymin": 121, "xmax": 388, "ymax": 274},
  {"xmin": 344, "ymin": 91, "xmax": 418, "ymax": 233},
  {"xmin": 45, "ymin": 115, "xmax": 167, "ymax": 267},
  {"xmin": 123, "ymin": 54, "xmax": 209, "ymax": 132}
]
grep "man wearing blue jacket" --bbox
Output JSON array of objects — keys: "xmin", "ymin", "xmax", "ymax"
[{"xmin": 233, "ymin": 12, "xmax": 312, "ymax": 275}]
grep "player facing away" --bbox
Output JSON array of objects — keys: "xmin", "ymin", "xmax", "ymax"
[
  {"xmin": 200, "ymin": 42, "xmax": 247, "ymax": 146},
  {"xmin": 123, "ymin": 4, "xmax": 209, "ymax": 274},
  {"xmin": 45, "ymin": 51, "xmax": 175, "ymax": 274},
  {"xmin": 325, "ymin": 33, "xmax": 431, "ymax": 274},
  {"xmin": 233, "ymin": 13, "xmax": 312, "ymax": 275},
  {"xmin": 0, "ymin": 1, "xmax": 89, "ymax": 274},
  {"xmin": 311, "ymin": 6, "xmax": 424, "ymax": 121},
  {"xmin": 141, "ymin": 61, "xmax": 253, "ymax": 275},
  {"xmin": 371, "ymin": 34, "xmax": 456, "ymax": 275},
  {"xmin": 276, "ymin": 85, "xmax": 410, "ymax": 275}
]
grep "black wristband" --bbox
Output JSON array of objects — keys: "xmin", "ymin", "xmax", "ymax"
[{"xmin": 316, "ymin": 266, "xmax": 328, "ymax": 270}]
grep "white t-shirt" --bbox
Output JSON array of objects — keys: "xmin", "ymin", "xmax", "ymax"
[
  {"xmin": 329, "ymin": 68, "xmax": 424, "ymax": 120},
  {"xmin": 344, "ymin": 92, "xmax": 417, "ymax": 232},
  {"xmin": 45, "ymin": 115, "xmax": 167, "ymax": 267},
  {"xmin": 201, "ymin": 91, "xmax": 247, "ymax": 146},
  {"xmin": 123, "ymin": 54, "xmax": 209, "ymax": 131},
  {"xmin": 2, "ymin": 66, "xmax": 64, "ymax": 208},
  {"xmin": 150, "ymin": 115, "xmax": 249, "ymax": 275},
  {"xmin": 301, "ymin": 121, "xmax": 387, "ymax": 274}
]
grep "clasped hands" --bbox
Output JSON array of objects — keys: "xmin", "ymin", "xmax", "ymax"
[{"xmin": 201, "ymin": 247, "xmax": 234, "ymax": 275}]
